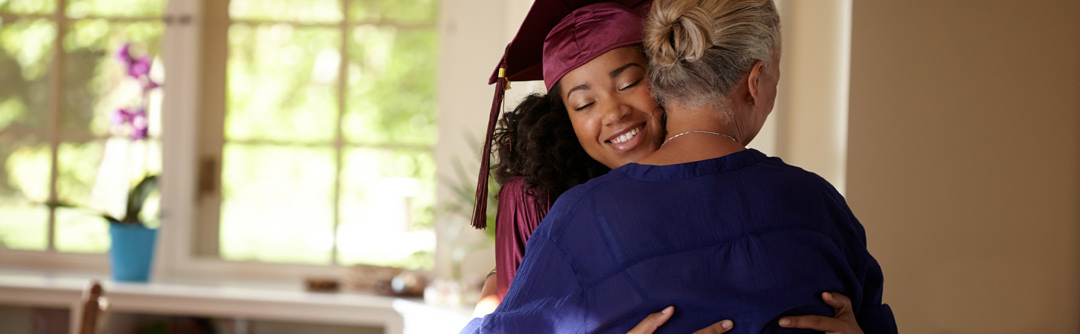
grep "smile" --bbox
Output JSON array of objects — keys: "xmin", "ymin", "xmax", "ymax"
[{"xmin": 608, "ymin": 124, "xmax": 644, "ymax": 145}]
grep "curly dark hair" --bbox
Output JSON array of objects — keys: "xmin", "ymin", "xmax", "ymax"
[{"xmin": 491, "ymin": 86, "xmax": 610, "ymax": 209}]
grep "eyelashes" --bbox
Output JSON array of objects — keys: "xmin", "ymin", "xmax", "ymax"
[
  {"xmin": 619, "ymin": 79, "xmax": 642, "ymax": 91},
  {"xmin": 574, "ymin": 102, "xmax": 594, "ymax": 111},
  {"xmin": 572, "ymin": 77, "xmax": 644, "ymax": 112}
]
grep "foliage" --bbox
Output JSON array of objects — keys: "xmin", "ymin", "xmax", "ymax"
[
  {"xmin": 439, "ymin": 152, "xmax": 498, "ymax": 243},
  {"xmin": 103, "ymin": 174, "xmax": 158, "ymax": 225}
]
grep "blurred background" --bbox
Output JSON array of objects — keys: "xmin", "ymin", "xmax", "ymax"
[{"xmin": 0, "ymin": 0, "xmax": 1077, "ymax": 333}]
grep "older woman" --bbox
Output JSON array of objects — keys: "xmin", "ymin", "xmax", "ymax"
[{"xmin": 461, "ymin": 0, "xmax": 897, "ymax": 333}]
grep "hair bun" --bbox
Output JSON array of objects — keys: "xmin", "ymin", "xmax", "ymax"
[{"xmin": 644, "ymin": 0, "xmax": 714, "ymax": 67}]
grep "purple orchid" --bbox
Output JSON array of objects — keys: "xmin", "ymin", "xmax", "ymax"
[
  {"xmin": 128, "ymin": 56, "xmax": 152, "ymax": 78},
  {"xmin": 112, "ymin": 42, "xmax": 160, "ymax": 142},
  {"xmin": 111, "ymin": 108, "xmax": 133, "ymax": 126},
  {"xmin": 117, "ymin": 43, "xmax": 132, "ymax": 64},
  {"xmin": 130, "ymin": 111, "xmax": 149, "ymax": 140},
  {"xmin": 111, "ymin": 107, "xmax": 149, "ymax": 140}
]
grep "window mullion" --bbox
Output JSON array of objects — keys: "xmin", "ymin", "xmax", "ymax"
[
  {"xmin": 330, "ymin": 0, "xmax": 350, "ymax": 266},
  {"xmin": 45, "ymin": 0, "xmax": 70, "ymax": 253}
]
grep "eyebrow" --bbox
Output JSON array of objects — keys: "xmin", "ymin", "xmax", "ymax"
[
  {"xmin": 564, "ymin": 62, "xmax": 645, "ymax": 100},
  {"xmin": 565, "ymin": 83, "xmax": 591, "ymax": 100},
  {"xmin": 609, "ymin": 63, "xmax": 644, "ymax": 78}
]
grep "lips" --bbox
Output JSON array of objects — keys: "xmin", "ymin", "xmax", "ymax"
[
  {"xmin": 609, "ymin": 126, "xmax": 641, "ymax": 144},
  {"xmin": 604, "ymin": 123, "xmax": 647, "ymax": 153}
]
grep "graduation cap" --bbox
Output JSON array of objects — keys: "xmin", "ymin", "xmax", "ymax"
[{"xmin": 472, "ymin": 0, "xmax": 651, "ymax": 229}]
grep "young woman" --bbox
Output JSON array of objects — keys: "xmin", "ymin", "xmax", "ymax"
[{"xmin": 462, "ymin": 0, "xmax": 897, "ymax": 333}]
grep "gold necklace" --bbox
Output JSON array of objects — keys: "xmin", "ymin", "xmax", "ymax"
[{"xmin": 661, "ymin": 130, "xmax": 738, "ymax": 147}]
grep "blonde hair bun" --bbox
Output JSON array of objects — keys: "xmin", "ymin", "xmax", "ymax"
[
  {"xmin": 645, "ymin": 0, "xmax": 714, "ymax": 67},
  {"xmin": 644, "ymin": 0, "xmax": 780, "ymax": 107}
]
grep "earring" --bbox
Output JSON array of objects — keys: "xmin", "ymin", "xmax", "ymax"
[{"xmin": 748, "ymin": 99, "xmax": 756, "ymax": 106}]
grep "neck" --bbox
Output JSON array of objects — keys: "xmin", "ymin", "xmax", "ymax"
[
  {"xmin": 637, "ymin": 103, "xmax": 745, "ymax": 166},
  {"xmin": 664, "ymin": 103, "xmax": 735, "ymax": 142}
]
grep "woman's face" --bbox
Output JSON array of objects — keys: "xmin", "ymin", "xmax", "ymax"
[{"xmin": 559, "ymin": 46, "xmax": 664, "ymax": 169}]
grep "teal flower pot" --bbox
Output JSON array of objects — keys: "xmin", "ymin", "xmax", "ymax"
[{"xmin": 108, "ymin": 222, "xmax": 157, "ymax": 282}]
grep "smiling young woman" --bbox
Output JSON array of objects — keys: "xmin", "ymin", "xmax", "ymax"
[{"xmin": 558, "ymin": 46, "xmax": 665, "ymax": 169}]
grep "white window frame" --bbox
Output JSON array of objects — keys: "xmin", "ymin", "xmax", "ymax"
[
  {"xmin": 155, "ymin": 0, "xmax": 350, "ymax": 281},
  {"xmin": 0, "ymin": 0, "xmax": 168, "ymax": 272},
  {"xmin": 157, "ymin": 0, "xmax": 441, "ymax": 282}
]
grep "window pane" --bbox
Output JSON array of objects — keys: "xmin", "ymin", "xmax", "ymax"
[
  {"xmin": 338, "ymin": 148, "xmax": 434, "ymax": 269},
  {"xmin": 63, "ymin": 19, "xmax": 164, "ymax": 136},
  {"xmin": 0, "ymin": 205, "xmax": 48, "ymax": 250},
  {"xmin": 66, "ymin": 0, "xmax": 166, "ymax": 18},
  {"xmin": 348, "ymin": 0, "xmax": 438, "ymax": 24},
  {"xmin": 0, "ymin": 18, "xmax": 55, "ymax": 132},
  {"xmin": 0, "ymin": 0, "xmax": 57, "ymax": 15},
  {"xmin": 226, "ymin": 24, "xmax": 339, "ymax": 143},
  {"xmin": 55, "ymin": 207, "xmax": 108, "ymax": 253},
  {"xmin": 56, "ymin": 141, "xmax": 103, "ymax": 207},
  {"xmin": 344, "ymin": 27, "xmax": 437, "ymax": 146},
  {"xmin": 230, "ymin": 0, "xmax": 342, "ymax": 23},
  {"xmin": 0, "ymin": 141, "xmax": 50, "ymax": 250},
  {"xmin": 219, "ymin": 144, "xmax": 335, "ymax": 264}
]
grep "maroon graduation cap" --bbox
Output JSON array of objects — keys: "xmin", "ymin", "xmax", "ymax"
[{"xmin": 472, "ymin": 0, "xmax": 651, "ymax": 229}]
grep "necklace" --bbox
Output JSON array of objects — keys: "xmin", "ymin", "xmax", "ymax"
[{"xmin": 662, "ymin": 130, "xmax": 738, "ymax": 147}]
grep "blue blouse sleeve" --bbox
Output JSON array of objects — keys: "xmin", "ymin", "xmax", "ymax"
[
  {"xmin": 460, "ymin": 233, "xmax": 587, "ymax": 334},
  {"xmin": 825, "ymin": 187, "xmax": 899, "ymax": 333}
]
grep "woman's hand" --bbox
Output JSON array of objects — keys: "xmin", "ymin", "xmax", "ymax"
[
  {"xmin": 627, "ymin": 306, "xmax": 734, "ymax": 334},
  {"xmin": 778, "ymin": 292, "xmax": 863, "ymax": 334},
  {"xmin": 628, "ymin": 291, "xmax": 862, "ymax": 334}
]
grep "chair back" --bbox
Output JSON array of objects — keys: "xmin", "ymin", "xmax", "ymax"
[{"xmin": 78, "ymin": 281, "xmax": 106, "ymax": 334}]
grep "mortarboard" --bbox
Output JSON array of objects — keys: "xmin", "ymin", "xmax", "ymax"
[{"xmin": 472, "ymin": 0, "xmax": 651, "ymax": 229}]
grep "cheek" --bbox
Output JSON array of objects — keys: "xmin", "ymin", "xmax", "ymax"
[{"xmin": 567, "ymin": 112, "xmax": 600, "ymax": 148}]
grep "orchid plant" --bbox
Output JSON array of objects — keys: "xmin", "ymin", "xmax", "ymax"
[{"xmin": 105, "ymin": 43, "xmax": 161, "ymax": 226}]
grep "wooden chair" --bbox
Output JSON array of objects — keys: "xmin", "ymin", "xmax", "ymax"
[{"xmin": 77, "ymin": 281, "xmax": 107, "ymax": 334}]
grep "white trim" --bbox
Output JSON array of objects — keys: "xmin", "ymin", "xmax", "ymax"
[
  {"xmin": 0, "ymin": 250, "xmax": 108, "ymax": 273},
  {"xmin": 0, "ymin": 270, "xmax": 473, "ymax": 334},
  {"xmin": 156, "ymin": 0, "xmax": 201, "ymax": 282}
]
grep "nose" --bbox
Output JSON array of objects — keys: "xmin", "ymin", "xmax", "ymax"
[{"xmin": 601, "ymin": 99, "xmax": 632, "ymax": 126}]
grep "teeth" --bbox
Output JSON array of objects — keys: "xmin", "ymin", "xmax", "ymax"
[{"xmin": 611, "ymin": 127, "xmax": 641, "ymax": 144}]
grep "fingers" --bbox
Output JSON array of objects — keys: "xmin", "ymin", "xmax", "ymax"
[
  {"xmin": 691, "ymin": 319, "xmax": 734, "ymax": 334},
  {"xmin": 626, "ymin": 306, "xmax": 674, "ymax": 334},
  {"xmin": 822, "ymin": 292, "xmax": 853, "ymax": 312},
  {"xmin": 778, "ymin": 315, "xmax": 844, "ymax": 332}
]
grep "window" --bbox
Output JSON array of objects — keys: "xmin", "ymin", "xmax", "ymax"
[
  {"xmin": 0, "ymin": 0, "xmax": 165, "ymax": 257},
  {"xmin": 192, "ymin": 0, "xmax": 439, "ymax": 269}
]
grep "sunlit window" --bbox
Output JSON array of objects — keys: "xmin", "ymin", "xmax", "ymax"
[
  {"xmin": 0, "ymin": 0, "xmax": 165, "ymax": 253},
  {"xmin": 199, "ymin": 0, "xmax": 439, "ymax": 269}
]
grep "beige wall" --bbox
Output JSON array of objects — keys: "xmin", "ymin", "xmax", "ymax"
[
  {"xmin": 769, "ymin": 0, "xmax": 852, "ymax": 192},
  {"xmin": 433, "ymin": 0, "xmax": 536, "ymax": 281},
  {"xmin": 847, "ymin": 1, "xmax": 1080, "ymax": 333}
]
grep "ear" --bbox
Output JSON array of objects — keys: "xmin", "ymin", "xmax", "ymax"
[{"xmin": 746, "ymin": 60, "xmax": 766, "ymax": 105}]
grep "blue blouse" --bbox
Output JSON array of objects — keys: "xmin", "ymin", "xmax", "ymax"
[{"xmin": 461, "ymin": 149, "xmax": 897, "ymax": 334}]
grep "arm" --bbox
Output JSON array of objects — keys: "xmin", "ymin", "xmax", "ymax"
[
  {"xmin": 825, "ymin": 188, "xmax": 898, "ymax": 333},
  {"xmin": 460, "ymin": 235, "xmax": 586, "ymax": 334},
  {"xmin": 472, "ymin": 269, "xmax": 500, "ymax": 317}
]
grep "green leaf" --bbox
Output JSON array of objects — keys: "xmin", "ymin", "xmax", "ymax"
[{"xmin": 122, "ymin": 174, "xmax": 158, "ymax": 223}]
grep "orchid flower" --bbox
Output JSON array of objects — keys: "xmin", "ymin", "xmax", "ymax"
[{"xmin": 112, "ymin": 43, "xmax": 159, "ymax": 141}]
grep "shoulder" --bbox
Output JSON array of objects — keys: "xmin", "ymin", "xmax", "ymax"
[
  {"xmin": 497, "ymin": 176, "xmax": 547, "ymax": 207},
  {"xmin": 750, "ymin": 156, "xmax": 842, "ymax": 197},
  {"xmin": 531, "ymin": 170, "xmax": 623, "ymax": 237},
  {"xmin": 496, "ymin": 176, "xmax": 549, "ymax": 230}
]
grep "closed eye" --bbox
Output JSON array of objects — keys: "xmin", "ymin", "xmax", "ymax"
[
  {"xmin": 574, "ymin": 101, "xmax": 595, "ymax": 111},
  {"xmin": 619, "ymin": 79, "xmax": 641, "ymax": 91}
]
